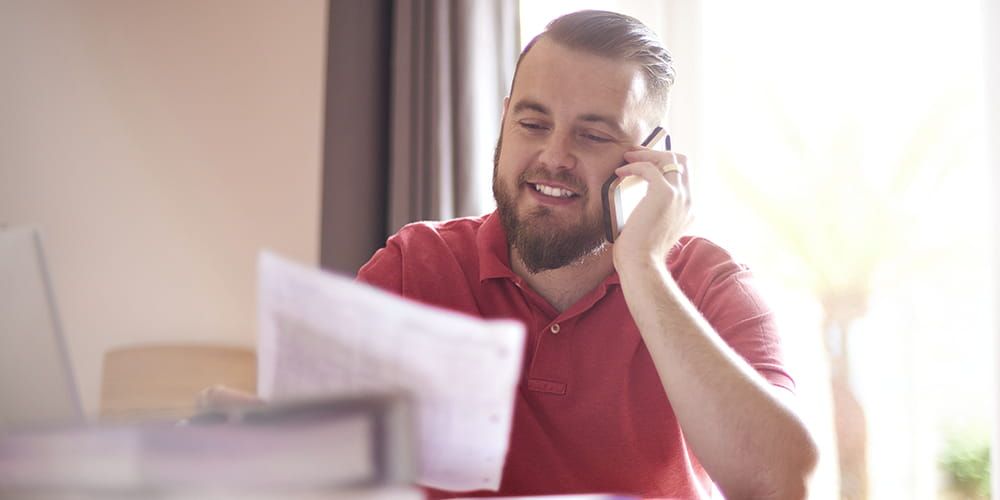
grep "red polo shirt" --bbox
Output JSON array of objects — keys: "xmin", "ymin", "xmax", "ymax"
[{"xmin": 357, "ymin": 212, "xmax": 793, "ymax": 499}]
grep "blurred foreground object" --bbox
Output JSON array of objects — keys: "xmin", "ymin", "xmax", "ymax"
[
  {"xmin": 257, "ymin": 251, "xmax": 525, "ymax": 492},
  {"xmin": 0, "ymin": 394, "xmax": 420, "ymax": 499}
]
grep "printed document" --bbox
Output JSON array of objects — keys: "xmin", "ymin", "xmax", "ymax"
[{"xmin": 257, "ymin": 252, "xmax": 525, "ymax": 492}]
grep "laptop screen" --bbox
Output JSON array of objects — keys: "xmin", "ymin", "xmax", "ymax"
[{"xmin": 0, "ymin": 226, "xmax": 83, "ymax": 429}]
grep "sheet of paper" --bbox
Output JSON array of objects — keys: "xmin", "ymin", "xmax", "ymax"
[{"xmin": 256, "ymin": 251, "xmax": 525, "ymax": 492}]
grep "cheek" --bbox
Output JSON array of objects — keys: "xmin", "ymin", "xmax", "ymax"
[
  {"xmin": 497, "ymin": 145, "xmax": 531, "ymax": 181},
  {"xmin": 586, "ymin": 153, "xmax": 623, "ymax": 185},
  {"xmin": 583, "ymin": 157, "xmax": 621, "ymax": 208}
]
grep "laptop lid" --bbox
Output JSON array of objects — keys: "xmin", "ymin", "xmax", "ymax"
[{"xmin": 0, "ymin": 226, "xmax": 83, "ymax": 430}]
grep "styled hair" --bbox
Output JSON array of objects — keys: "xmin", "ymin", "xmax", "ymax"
[{"xmin": 513, "ymin": 10, "xmax": 675, "ymax": 123}]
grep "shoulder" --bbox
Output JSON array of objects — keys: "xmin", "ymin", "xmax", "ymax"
[
  {"xmin": 356, "ymin": 214, "xmax": 488, "ymax": 293},
  {"xmin": 389, "ymin": 214, "xmax": 487, "ymax": 252},
  {"xmin": 666, "ymin": 235, "xmax": 763, "ymax": 328},
  {"xmin": 668, "ymin": 236, "xmax": 748, "ymax": 294},
  {"xmin": 669, "ymin": 236, "xmax": 794, "ymax": 391}
]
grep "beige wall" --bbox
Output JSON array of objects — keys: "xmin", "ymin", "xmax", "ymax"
[{"xmin": 0, "ymin": 0, "xmax": 327, "ymax": 415}]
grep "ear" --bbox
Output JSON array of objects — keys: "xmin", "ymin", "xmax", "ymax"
[{"xmin": 500, "ymin": 96, "xmax": 510, "ymax": 125}]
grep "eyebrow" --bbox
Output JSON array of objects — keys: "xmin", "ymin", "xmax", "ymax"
[
  {"xmin": 512, "ymin": 99, "xmax": 549, "ymax": 116},
  {"xmin": 511, "ymin": 99, "xmax": 627, "ymax": 138}
]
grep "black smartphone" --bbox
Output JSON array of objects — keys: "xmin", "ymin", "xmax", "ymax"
[{"xmin": 601, "ymin": 127, "xmax": 670, "ymax": 243}]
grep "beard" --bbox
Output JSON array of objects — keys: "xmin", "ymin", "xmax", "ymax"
[{"xmin": 492, "ymin": 134, "xmax": 608, "ymax": 274}]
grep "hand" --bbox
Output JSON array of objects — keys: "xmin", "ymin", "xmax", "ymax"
[
  {"xmin": 611, "ymin": 148, "xmax": 692, "ymax": 274},
  {"xmin": 195, "ymin": 384, "xmax": 265, "ymax": 411}
]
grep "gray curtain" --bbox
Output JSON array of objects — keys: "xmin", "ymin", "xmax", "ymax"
[
  {"xmin": 387, "ymin": 0, "xmax": 519, "ymax": 233},
  {"xmin": 320, "ymin": 0, "xmax": 518, "ymax": 274},
  {"xmin": 321, "ymin": 0, "xmax": 393, "ymax": 274}
]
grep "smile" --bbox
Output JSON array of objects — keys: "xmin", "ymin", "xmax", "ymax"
[{"xmin": 529, "ymin": 183, "xmax": 578, "ymax": 199}]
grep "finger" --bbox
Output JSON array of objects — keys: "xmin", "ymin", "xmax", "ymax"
[
  {"xmin": 615, "ymin": 162, "xmax": 679, "ymax": 191},
  {"xmin": 680, "ymin": 165, "xmax": 691, "ymax": 205},
  {"xmin": 674, "ymin": 157, "xmax": 692, "ymax": 208},
  {"xmin": 196, "ymin": 384, "xmax": 264, "ymax": 410},
  {"xmin": 616, "ymin": 160, "xmax": 684, "ymax": 182},
  {"xmin": 624, "ymin": 149, "xmax": 687, "ymax": 167},
  {"xmin": 622, "ymin": 153, "xmax": 687, "ymax": 189},
  {"xmin": 660, "ymin": 163, "xmax": 683, "ymax": 176}
]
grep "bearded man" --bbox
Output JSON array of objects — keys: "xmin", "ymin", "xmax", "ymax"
[{"xmin": 357, "ymin": 10, "xmax": 818, "ymax": 500}]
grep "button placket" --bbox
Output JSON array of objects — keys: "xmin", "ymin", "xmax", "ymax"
[{"xmin": 527, "ymin": 320, "xmax": 570, "ymax": 395}]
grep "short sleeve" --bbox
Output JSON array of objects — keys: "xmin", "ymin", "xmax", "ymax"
[
  {"xmin": 671, "ymin": 238, "xmax": 794, "ymax": 393},
  {"xmin": 356, "ymin": 237, "xmax": 403, "ymax": 294},
  {"xmin": 701, "ymin": 267, "xmax": 794, "ymax": 393}
]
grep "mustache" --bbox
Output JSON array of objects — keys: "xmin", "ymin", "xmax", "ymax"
[{"xmin": 517, "ymin": 165, "xmax": 589, "ymax": 196}]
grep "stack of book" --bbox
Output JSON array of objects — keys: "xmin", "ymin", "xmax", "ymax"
[{"xmin": 0, "ymin": 394, "xmax": 422, "ymax": 499}]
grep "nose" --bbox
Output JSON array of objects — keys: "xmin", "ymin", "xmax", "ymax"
[{"xmin": 537, "ymin": 130, "xmax": 577, "ymax": 170}]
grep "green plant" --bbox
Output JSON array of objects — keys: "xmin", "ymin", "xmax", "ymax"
[{"xmin": 939, "ymin": 431, "xmax": 990, "ymax": 498}]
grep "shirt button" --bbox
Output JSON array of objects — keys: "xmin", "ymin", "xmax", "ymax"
[{"xmin": 549, "ymin": 323, "xmax": 561, "ymax": 335}]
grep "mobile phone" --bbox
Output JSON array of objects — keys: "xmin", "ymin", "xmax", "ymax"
[{"xmin": 601, "ymin": 127, "xmax": 670, "ymax": 243}]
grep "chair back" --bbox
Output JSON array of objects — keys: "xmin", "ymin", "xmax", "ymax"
[{"xmin": 100, "ymin": 344, "xmax": 256, "ymax": 421}]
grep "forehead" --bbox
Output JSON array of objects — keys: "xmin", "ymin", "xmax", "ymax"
[{"xmin": 511, "ymin": 38, "xmax": 649, "ymax": 132}]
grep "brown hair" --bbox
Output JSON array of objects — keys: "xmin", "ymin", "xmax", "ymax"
[{"xmin": 513, "ymin": 10, "xmax": 675, "ymax": 123}]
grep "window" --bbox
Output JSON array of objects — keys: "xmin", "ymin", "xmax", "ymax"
[{"xmin": 520, "ymin": 1, "xmax": 993, "ymax": 497}]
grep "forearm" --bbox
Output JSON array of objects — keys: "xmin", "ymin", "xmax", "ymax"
[{"xmin": 618, "ymin": 260, "xmax": 817, "ymax": 500}]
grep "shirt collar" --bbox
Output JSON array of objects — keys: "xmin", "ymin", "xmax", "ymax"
[{"xmin": 477, "ymin": 211, "xmax": 518, "ymax": 282}]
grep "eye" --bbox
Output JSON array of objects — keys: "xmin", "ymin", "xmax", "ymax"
[
  {"xmin": 581, "ymin": 132, "xmax": 612, "ymax": 143},
  {"xmin": 518, "ymin": 120, "xmax": 548, "ymax": 131}
]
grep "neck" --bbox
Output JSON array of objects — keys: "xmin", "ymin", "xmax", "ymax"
[{"xmin": 510, "ymin": 245, "xmax": 616, "ymax": 312}]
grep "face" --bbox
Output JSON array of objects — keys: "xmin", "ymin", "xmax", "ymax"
[{"xmin": 493, "ymin": 38, "xmax": 653, "ymax": 273}]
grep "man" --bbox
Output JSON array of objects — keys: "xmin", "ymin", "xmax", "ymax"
[{"xmin": 357, "ymin": 10, "xmax": 817, "ymax": 500}]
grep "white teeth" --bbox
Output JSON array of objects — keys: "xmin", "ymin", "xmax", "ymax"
[{"xmin": 533, "ymin": 184, "xmax": 574, "ymax": 198}]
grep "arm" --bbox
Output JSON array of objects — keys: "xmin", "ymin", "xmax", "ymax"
[{"xmin": 614, "ymin": 150, "xmax": 818, "ymax": 500}]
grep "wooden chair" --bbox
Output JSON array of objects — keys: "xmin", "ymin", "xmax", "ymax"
[{"xmin": 99, "ymin": 343, "xmax": 256, "ymax": 421}]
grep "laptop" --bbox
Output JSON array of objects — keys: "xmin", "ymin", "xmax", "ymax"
[{"xmin": 0, "ymin": 226, "xmax": 84, "ymax": 430}]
